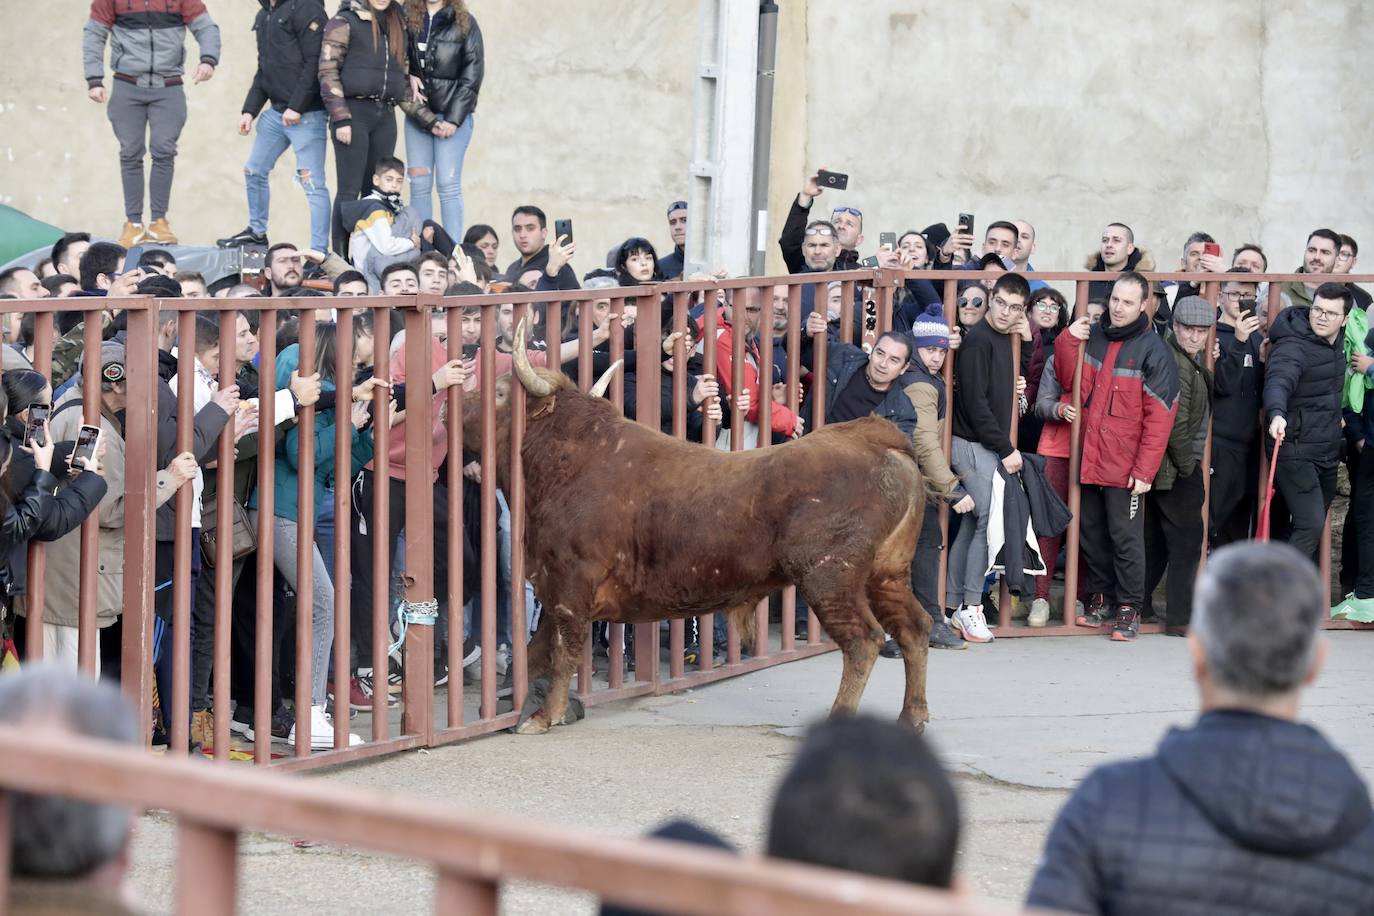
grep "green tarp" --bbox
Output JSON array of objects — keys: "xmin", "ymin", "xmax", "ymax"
[{"xmin": 0, "ymin": 205, "xmax": 64, "ymax": 267}]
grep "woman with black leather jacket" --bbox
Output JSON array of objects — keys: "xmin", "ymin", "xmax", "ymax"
[
  {"xmin": 0, "ymin": 370, "xmax": 108, "ymax": 659},
  {"xmin": 403, "ymin": 0, "xmax": 484, "ymax": 236}
]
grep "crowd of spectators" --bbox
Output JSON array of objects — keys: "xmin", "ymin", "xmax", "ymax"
[{"xmin": 0, "ymin": 0, "xmax": 1371, "ymax": 761}]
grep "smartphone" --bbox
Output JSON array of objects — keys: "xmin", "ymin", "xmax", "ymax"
[
  {"xmin": 957, "ymin": 212, "xmax": 975, "ymax": 238},
  {"xmin": 817, "ymin": 169, "xmax": 849, "ymax": 191},
  {"xmin": 554, "ymin": 219, "xmax": 574, "ymax": 246},
  {"xmin": 24, "ymin": 404, "xmax": 49, "ymax": 448},
  {"xmin": 1239, "ymin": 298, "xmax": 1258, "ymax": 321},
  {"xmin": 72, "ymin": 424, "xmax": 102, "ymax": 470},
  {"xmin": 878, "ymin": 232, "xmax": 896, "ymax": 251},
  {"xmin": 461, "ymin": 342, "xmax": 479, "ymax": 360},
  {"xmin": 860, "ymin": 256, "xmax": 879, "ymax": 268},
  {"xmin": 1203, "ymin": 242, "xmax": 1222, "ymax": 258}
]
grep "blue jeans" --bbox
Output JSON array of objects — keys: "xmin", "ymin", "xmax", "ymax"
[
  {"xmin": 245, "ymin": 107, "xmax": 331, "ymax": 251},
  {"xmin": 316, "ymin": 486, "xmax": 336, "ymax": 583},
  {"xmin": 403, "ymin": 114, "xmax": 474, "ymax": 235}
]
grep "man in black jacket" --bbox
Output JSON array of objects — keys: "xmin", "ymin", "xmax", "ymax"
[
  {"xmin": 220, "ymin": 0, "xmax": 331, "ymax": 253},
  {"xmin": 504, "ymin": 205, "xmax": 579, "ymax": 290},
  {"xmin": 778, "ymin": 171, "xmax": 862, "ymax": 275},
  {"xmin": 1264, "ymin": 283, "xmax": 1352, "ymax": 562},
  {"xmin": 1028, "ymin": 541, "xmax": 1374, "ymax": 916},
  {"xmin": 946, "ymin": 273, "xmax": 1030, "ymax": 644},
  {"xmin": 1210, "ymin": 269, "xmax": 1264, "ymax": 546},
  {"xmin": 658, "ymin": 201, "xmax": 687, "ymax": 280}
]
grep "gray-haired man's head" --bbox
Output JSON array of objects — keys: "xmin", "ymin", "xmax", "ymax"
[
  {"xmin": 0, "ymin": 665, "xmax": 140, "ymax": 880},
  {"xmin": 1192, "ymin": 542, "xmax": 1325, "ymax": 700}
]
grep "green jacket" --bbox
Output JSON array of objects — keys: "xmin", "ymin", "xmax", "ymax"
[
  {"xmin": 1154, "ymin": 335, "xmax": 1213, "ymax": 492},
  {"xmin": 250, "ymin": 345, "xmax": 374, "ymax": 523},
  {"xmin": 1342, "ymin": 305, "xmax": 1371, "ymax": 413}
]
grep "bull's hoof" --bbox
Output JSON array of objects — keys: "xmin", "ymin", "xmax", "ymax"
[
  {"xmin": 515, "ymin": 714, "xmax": 551, "ymax": 735},
  {"xmin": 899, "ymin": 711, "xmax": 930, "ymax": 734}
]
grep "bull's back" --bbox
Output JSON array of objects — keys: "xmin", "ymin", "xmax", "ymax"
[{"xmin": 527, "ymin": 416, "xmax": 922, "ymax": 616}]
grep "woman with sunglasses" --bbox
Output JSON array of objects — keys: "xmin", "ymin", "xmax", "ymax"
[{"xmin": 1020, "ymin": 288, "xmax": 1070, "ymax": 455}]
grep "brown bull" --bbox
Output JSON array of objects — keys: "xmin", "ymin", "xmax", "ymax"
[{"xmin": 462, "ymin": 320, "xmax": 932, "ymax": 735}]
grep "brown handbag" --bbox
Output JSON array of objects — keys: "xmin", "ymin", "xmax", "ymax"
[{"xmin": 200, "ymin": 497, "xmax": 257, "ymax": 567}]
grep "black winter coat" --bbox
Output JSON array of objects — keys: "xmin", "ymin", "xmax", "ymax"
[
  {"xmin": 0, "ymin": 428, "xmax": 107, "ymax": 600},
  {"xmin": 407, "ymin": 7, "xmax": 483, "ymax": 127},
  {"xmin": 1027, "ymin": 710, "xmax": 1374, "ymax": 916},
  {"xmin": 1262, "ymin": 305, "xmax": 1344, "ymax": 465},
  {"xmin": 243, "ymin": 0, "xmax": 328, "ymax": 116},
  {"xmin": 801, "ymin": 341, "xmax": 918, "ymax": 441},
  {"xmin": 1211, "ymin": 321, "xmax": 1263, "ymax": 448}
]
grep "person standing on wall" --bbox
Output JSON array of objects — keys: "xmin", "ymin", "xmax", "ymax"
[
  {"xmin": 320, "ymin": 0, "xmax": 441, "ymax": 256},
  {"xmin": 218, "ymin": 0, "xmax": 332, "ymax": 254},
  {"xmin": 403, "ymin": 0, "xmax": 484, "ymax": 239},
  {"xmin": 83, "ymin": 0, "xmax": 221, "ymax": 249}
]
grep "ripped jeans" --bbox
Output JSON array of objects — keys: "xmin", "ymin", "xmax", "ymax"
[
  {"xmin": 403, "ymin": 114, "xmax": 474, "ymax": 237},
  {"xmin": 245, "ymin": 106, "xmax": 331, "ymax": 252}
]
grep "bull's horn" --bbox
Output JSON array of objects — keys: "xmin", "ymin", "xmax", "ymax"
[
  {"xmin": 589, "ymin": 360, "xmax": 623, "ymax": 399},
  {"xmin": 512, "ymin": 317, "xmax": 556, "ymax": 398}
]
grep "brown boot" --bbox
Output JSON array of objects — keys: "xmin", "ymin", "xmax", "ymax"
[
  {"xmin": 190, "ymin": 709, "xmax": 213, "ymax": 750},
  {"xmin": 142, "ymin": 217, "xmax": 178, "ymax": 245},
  {"xmin": 117, "ymin": 221, "xmax": 146, "ymax": 248}
]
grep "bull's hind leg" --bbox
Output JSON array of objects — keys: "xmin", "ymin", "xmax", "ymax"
[
  {"xmin": 869, "ymin": 575, "xmax": 931, "ymax": 731},
  {"xmin": 803, "ymin": 584, "xmax": 885, "ymax": 717}
]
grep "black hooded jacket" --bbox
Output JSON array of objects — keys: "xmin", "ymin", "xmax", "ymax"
[
  {"xmin": 1028, "ymin": 710, "xmax": 1374, "ymax": 915},
  {"xmin": 1262, "ymin": 305, "xmax": 1345, "ymax": 464},
  {"xmin": 242, "ymin": 0, "xmax": 327, "ymax": 116}
]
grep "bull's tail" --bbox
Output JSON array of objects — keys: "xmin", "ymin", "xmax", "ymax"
[{"xmin": 727, "ymin": 603, "xmax": 758, "ymax": 650}]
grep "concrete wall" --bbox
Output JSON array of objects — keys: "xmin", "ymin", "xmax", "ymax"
[{"xmin": 1, "ymin": 1, "xmax": 1370, "ymax": 279}]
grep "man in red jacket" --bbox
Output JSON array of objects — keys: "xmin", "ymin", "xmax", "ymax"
[
  {"xmin": 713, "ymin": 287, "xmax": 803, "ymax": 449},
  {"xmin": 1054, "ymin": 271, "xmax": 1179, "ymax": 641}
]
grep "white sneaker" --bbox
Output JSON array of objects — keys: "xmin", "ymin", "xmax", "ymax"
[
  {"xmin": 951, "ymin": 605, "xmax": 995, "ymax": 643},
  {"xmin": 1028, "ymin": 598, "xmax": 1051, "ymax": 628},
  {"xmin": 288, "ymin": 705, "xmax": 364, "ymax": 750},
  {"xmin": 495, "ymin": 644, "xmax": 511, "ymax": 677}
]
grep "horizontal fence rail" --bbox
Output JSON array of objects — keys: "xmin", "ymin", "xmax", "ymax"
[
  {"xmin": 0, "ymin": 726, "xmax": 1046, "ymax": 916},
  {"xmin": 0, "ymin": 266, "xmax": 1367, "ymax": 769}
]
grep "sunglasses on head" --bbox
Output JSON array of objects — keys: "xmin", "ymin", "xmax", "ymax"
[
  {"xmin": 804, "ymin": 227, "xmax": 835, "ymax": 237},
  {"xmin": 832, "ymin": 206, "xmax": 863, "ymax": 220}
]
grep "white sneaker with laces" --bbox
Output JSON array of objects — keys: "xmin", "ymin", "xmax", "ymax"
[
  {"xmin": 1028, "ymin": 598, "xmax": 1051, "ymax": 628},
  {"xmin": 288, "ymin": 705, "xmax": 364, "ymax": 750},
  {"xmin": 951, "ymin": 605, "xmax": 995, "ymax": 643}
]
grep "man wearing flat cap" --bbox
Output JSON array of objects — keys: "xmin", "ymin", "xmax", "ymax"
[{"xmin": 1143, "ymin": 296, "xmax": 1215, "ymax": 635}]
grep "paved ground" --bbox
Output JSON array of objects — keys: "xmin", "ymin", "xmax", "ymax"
[{"xmin": 125, "ymin": 632, "xmax": 1374, "ymax": 914}]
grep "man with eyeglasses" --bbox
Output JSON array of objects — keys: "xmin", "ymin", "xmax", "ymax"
[
  {"xmin": 1058, "ymin": 271, "xmax": 1179, "ymax": 642},
  {"xmin": 1210, "ymin": 269, "xmax": 1265, "ymax": 547},
  {"xmin": 1282, "ymin": 228, "xmax": 1341, "ymax": 308},
  {"xmin": 1264, "ymin": 283, "xmax": 1352, "ymax": 563},
  {"xmin": 945, "ymin": 273, "xmax": 1032, "ymax": 644},
  {"xmin": 779, "ymin": 171, "xmax": 862, "ymax": 275},
  {"xmin": 1335, "ymin": 234, "xmax": 1372, "ymax": 312}
]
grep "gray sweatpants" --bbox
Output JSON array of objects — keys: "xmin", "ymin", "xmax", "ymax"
[
  {"xmin": 946, "ymin": 436, "xmax": 999, "ymax": 607},
  {"xmin": 249, "ymin": 510, "xmax": 335, "ymax": 709},
  {"xmin": 108, "ymin": 81, "xmax": 188, "ymax": 222}
]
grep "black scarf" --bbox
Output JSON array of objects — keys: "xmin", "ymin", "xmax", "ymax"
[{"xmin": 1103, "ymin": 312, "xmax": 1148, "ymax": 341}]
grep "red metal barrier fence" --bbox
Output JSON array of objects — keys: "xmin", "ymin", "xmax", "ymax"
[
  {"xmin": 2, "ymin": 267, "xmax": 1369, "ymax": 769},
  {"xmin": 0, "ymin": 725, "xmax": 1045, "ymax": 916}
]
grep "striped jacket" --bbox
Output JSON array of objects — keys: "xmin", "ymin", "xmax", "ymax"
[
  {"xmin": 83, "ymin": 0, "xmax": 220, "ymax": 88},
  {"xmin": 1053, "ymin": 315, "xmax": 1179, "ymax": 489}
]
